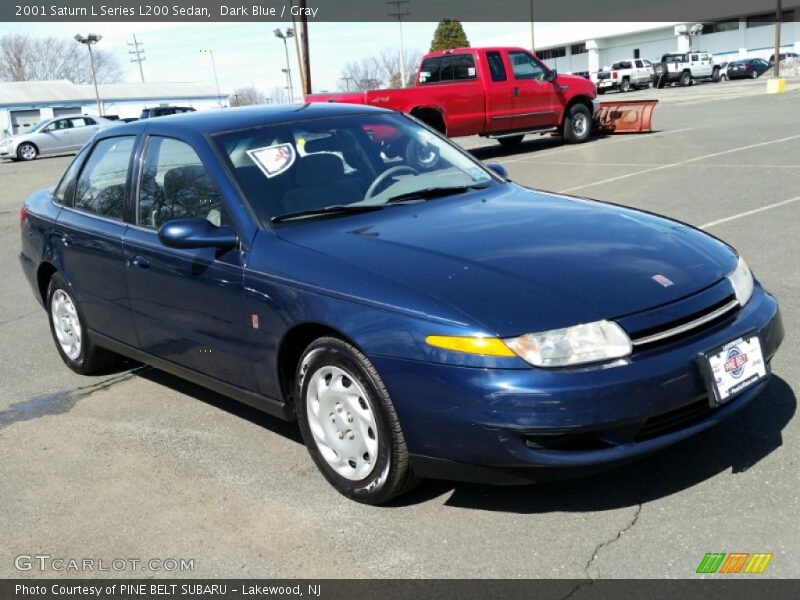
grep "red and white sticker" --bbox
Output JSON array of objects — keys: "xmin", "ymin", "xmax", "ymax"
[{"xmin": 247, "ymin": 143, "xmax": 296, "ymax": 178}]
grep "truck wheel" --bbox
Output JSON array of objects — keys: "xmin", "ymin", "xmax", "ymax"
[
  {"xmin": 562, "ymin": 104, "xmax": 592, "ymax": 144},
  {"xmin": 620, "ymin": 78, "xmax": 631, "ymax": 93},
  {"xmin": 498, "ymin": 135, "xmax": 524, "ymax": 148},
  {"xmin": 680, "ymin": 71, "xmax": 692, "ymax": 86},
  {"xmin": 711, "ymin": 68, "xmax": 721, "ymax": 82}
]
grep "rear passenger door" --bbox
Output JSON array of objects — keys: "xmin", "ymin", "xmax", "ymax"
[
  {"xmin": 123, "ymin": 136, "xmax": 257, "ymax": 390},
  {"xmin": 54, "ymin": 136, "xmax": 139, "ymax": 346},
  {"xmin": 482, "ymin": 50, "xmax": 517, "ymax": 133}
]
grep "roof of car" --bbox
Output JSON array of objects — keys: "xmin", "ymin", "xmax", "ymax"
[{"xmin": 105, "ymin": 103, "xmax": 392, "ymax": 137}]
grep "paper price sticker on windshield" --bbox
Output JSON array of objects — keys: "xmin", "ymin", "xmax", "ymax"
[{"xmin": 247, "ymin": 143, "xmax": 296, "ymax": 178}]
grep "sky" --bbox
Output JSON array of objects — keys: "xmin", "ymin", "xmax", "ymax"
[{"xmin": 0, "ymin": 21, "xmax": 530, "ymax": 96}]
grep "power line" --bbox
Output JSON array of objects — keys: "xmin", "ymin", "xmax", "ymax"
[{"xmin": 128, "ymin": 34, "xmax": 146, "ymax": 83}]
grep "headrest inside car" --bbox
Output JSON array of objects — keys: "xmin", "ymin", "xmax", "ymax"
[{"xmin": 295, "ymin": 154, "xmax": 344, "ymax": 186}]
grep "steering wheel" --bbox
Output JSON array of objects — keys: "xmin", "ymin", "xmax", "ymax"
[{"xmin": 364, "ymin": 165, "xmax": 418, "ymax": 200}]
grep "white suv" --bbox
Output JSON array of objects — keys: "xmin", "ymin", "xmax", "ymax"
[{"xmin": 653, "ymin": 52, "xmax": 721, "ymax": 87}]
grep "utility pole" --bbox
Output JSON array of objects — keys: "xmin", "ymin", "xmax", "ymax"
[
  {"xmin": 529, "ymin": 0, "xmax": 535, "ymax": 52},
  {"xmin": 200, "ymin": 49, "xmax": 223, "ymax": 108},
  {"xmin": 128, "ymin": 34, "xmax": 146, "ymax": 82},
  {"xmin": 774, "ymin": 0, "xmax": 782, "ymax": 78},
  {"xmin": 289, "ymin": 3, "xmax": 306, "ymax": 95},
  {"xmin": 341, "ymin": 76, "xmax": 354, "ymax": 91},
  {"xmin": 299, "ymin": 0, "xmax": 311, "ymax": 95},
  {"xmin": 386, "ymin": 0, "xmax": 410, "ymax": 87}
]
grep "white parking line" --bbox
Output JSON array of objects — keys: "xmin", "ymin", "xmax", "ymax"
[
  {"xmin": 493, "ymin": 126, "xmax": 698, "ymax": 165},
  {"xmin": 558, "ymin": 133, "xmax": 800, "ymax": 194},
  {"xmin": 700, "ymin": 195, "xmax": 800, "ymax": 229}
]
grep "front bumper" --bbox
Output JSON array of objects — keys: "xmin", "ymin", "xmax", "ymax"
[{"xmin": 372, "ymin": 286, "xmax": 783, "ymax": 484}]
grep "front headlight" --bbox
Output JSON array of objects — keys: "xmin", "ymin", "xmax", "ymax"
[
  {"xmin": 504, "ymin": 320, "xmax": 632, "ymax": 367},
  {"xmin": 726, "ymin": 256, "xmax": 754, "ymax": 307}
]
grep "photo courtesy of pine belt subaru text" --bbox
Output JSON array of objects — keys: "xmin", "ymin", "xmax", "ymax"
[{"xmin": 19, "ymin": 104, "xmax": 784, "ymax": 504}]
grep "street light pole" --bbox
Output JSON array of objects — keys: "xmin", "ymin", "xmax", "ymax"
[
  {"xmin": 74, "ymin": 33, "xmax": 103, "ymax": 116},
  {"xmin": 274, "ymin": 28, "xmax": 295, "ymax": 102},
  {"xmin": 200, "ymin": 49, "xmax": 223, "ymax": 108}
]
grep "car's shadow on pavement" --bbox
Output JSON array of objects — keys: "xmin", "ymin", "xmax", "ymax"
[
  {"xmin": 391, "ymin": 376, "xmax": 795, "ymax": 512},
  {"xmin": 466, "ymin": 137, "xmax": 565, "ymax": 161},
  {"xmin": 134, "ymin": 367, "xmax": 304, "ymax": 444}
]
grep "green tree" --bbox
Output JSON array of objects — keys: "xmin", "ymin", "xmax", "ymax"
[{"xmin": 429, "ymin": 20, "xmax": 470, "ymax": 52}]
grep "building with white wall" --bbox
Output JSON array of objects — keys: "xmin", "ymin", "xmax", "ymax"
[
  {"xmin": 0, "ymin": 80, "xmax": 228, "ymax": 135},
  {"xmin": 477, "ymin": 12, "xmax": 800, "ymax": 79}
]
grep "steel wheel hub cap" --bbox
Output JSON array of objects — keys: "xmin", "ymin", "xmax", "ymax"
[
  {"xmin": 306, "ymin": 365, "xmax": 378, "ymax": 481},
  {"xmin": 51, "ymin": 289, "xmax": 82, "ymax": 360},
  {"xmin": 573, "ymin": 113, "xmax": 588, "ymax": 136}
]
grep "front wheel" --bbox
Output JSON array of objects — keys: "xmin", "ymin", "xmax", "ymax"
[
  {"xmin": 620, "ymin": 78, "xmax": 631, "ymax": 93},
  {"xmin": 17, "ymin": 142, "xmax": 38, "ymax": 161},
  {"xmin": 562, "ymin": 103, "xmax": 592, "ymax": 144},
  {"xmin": 295, "ymin": 337, "xmax": 417, "ymax": 504},
  {"xmin": 497, "ymin": 134, "xmax": 524, "ymax": 148},
  {"xmin": 47, "ymin": 272, "xmax": 119, "ymax": 374}
]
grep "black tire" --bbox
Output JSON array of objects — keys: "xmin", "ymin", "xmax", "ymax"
[
  {"xmin": 711, "ymin": 68, "xmax": 721, "ymax": 83},
  {"xmin": 295, "ymin": 336, "xmax": 417, "ymax": 504},
  {"xmin": 561, "ymin": 103, "xmax": 592, "ymax": 144},
  {"xmin": 497, "ymin": 134, "xmax": 524, "ymax": 148},
  {"xmin": 620, "ymin": 78, "xmax": 631, "ymax": 93},
  {"xmin": 597, "ymin": 88, "xmax": 606, "ymax": 95},
  {"xmin": 17, "ymin": 142, "xmax": 38, "ymax": 161},
  {"xmin": 46, "ymin": 272, "xmax": 119, "ymax": 375},
  {"xmin": 653, "ymin": 62, "xmax": 667, "ymax": 77},
  {"xmin": 679, "ymin": 71, "xmax": 692, "ymax": 86}
]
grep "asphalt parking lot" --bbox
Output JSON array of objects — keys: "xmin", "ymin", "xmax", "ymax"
[{"xmin": 1, "ymin": 78, "xmax": 798, "ymax": 580}]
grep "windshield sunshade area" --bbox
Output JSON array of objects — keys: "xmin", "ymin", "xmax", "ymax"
[{"xmin": 212, "ymin": 113, "xmax": 495, "ymax": 224}]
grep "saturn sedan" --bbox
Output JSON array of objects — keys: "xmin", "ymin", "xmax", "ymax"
[{"xmin": 19, "ymin": 104, "xmax": 783, "ymax": 503}]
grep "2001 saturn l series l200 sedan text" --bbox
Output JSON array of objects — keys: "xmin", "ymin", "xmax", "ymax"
[{"xmin": 19, "ymin": 104, "xmax": 783, "ymax": 503}]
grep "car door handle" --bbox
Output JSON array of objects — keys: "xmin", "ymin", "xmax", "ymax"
[
  {"xmin": 131, "ymin": 256, "xmax": 150, "ymax": 270},
  {"xmin": 61, "ymin": 234, "xmax": 72, "ymax": 246}
]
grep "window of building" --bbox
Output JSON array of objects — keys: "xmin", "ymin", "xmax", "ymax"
[
  {"xmin": 570, "ymin": 42, "xmax": 587, "ymax": 55},
  {"xmin": 538, "ymin": 46, "xmax": 566, "ymax": 60},
  {"xmin": 747, "ymin": 10, "xmax": 794, "ymax": 28},
  {"xmin": 74, "ymin": 137, "xmax": 135, "ymax": 220}
]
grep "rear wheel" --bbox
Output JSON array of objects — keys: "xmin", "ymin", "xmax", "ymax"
[
  {"xmin": 497, "ymin": 134, "xmax": 524, "ymax": 148},
  {"xmin": 295, "ymin": 337, "xmax": 417, "ymax": 504},
  {"xmin": 679, "ymin": 71, "xmax": 692, "ymax": 86},
  {"xmin": 711, "ymin": 68, "xmax": 721, "ymax": 82},
  {"xmin": 47, "ymin": 272, "xmax": 119, "ymax": 375},
  {"xmin": 751, "ymin": 70, "xmax": 759, "ymax": 79},
  {"xmin": 17, "ymin": 142, "xmax": 38, "ymax": 161},
  {"xmin": 620, "ymin": 78, "xmax": 631, "ymax": 93},
  {"xmin": 562, "ymin": 103, "xmax": 592, "ymax": 144}
]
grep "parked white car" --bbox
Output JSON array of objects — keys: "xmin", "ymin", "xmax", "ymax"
[
  {"xmin": 0, "ymin": 116, "xmax": 115, "ymax": 161},
  {"xmin": 597, "ymin": 59, "xmax": 654, "ymax": 93}
]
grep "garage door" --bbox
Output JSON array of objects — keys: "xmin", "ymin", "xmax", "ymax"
[
  {"xmin": 53, "ymin": 107, "xmax": 82, "ymax": 118},
  {"xmin": 10, "ymin": 110, "xmax": 41, "ymax": 134}
]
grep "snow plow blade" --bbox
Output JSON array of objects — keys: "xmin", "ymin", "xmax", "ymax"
[{"xmin": 596, "ymin": 99, "xmax": 658, "ymax": 134}]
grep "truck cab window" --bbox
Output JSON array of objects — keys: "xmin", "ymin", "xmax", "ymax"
[{"xmin": 509, "ymin": 51, "xmax": 546, "ymax": 81}]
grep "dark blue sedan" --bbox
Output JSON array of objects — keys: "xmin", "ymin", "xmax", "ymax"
[{"xmin": 19, "ymin": 104, "xmax": 783, "ymax": 503}]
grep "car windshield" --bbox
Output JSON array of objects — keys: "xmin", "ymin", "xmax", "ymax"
[
  {"xmin": 213, "ymin": 112, "xmax": 496, "ymax": 224},
  {"xmin": 26, "ymin": 120, "xmax": 50, "ymax": 133}
]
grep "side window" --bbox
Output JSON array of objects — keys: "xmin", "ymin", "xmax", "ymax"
[
  {"xmin": 509, "ymin": 51, "xmax": 546, "ymax": 81},
  {"xmin": 418, "ymin": 57, "xmax": 441, "ymax": 83},
  {"xmin": 643, "ymin": 59, "xmax": 652, "ymax": 67},
  {"xmin": 83, "ymin": 117, "xmax": 97, "ymax": 125},
  {"xmin": 74, "ymin": 136, "xmax": 135, "ymax": 220},
  {"xmin": 486, "ymin": 51, "xmax": 507, "ymax": 82},
  {"xmin": 54, "ymin": 145, "xmax": 91, "ymax": 205},
  {"xmin": 452, "ymin": 54, "xmax": 477, "ymax": 80},
  {"xmin": 690, "ymin": 54, "xmax": 699, "ymax": 61},
  {"xmin": 635, "ymin": 60, "xmax": 644, "ymax": 68},
  {"xmin": 138, "ymin": 137, "xmax": 224, "ymax": 229},
  {"xmin": 70, "ymin": 118, "xmax": 88, "ymax": 128}
]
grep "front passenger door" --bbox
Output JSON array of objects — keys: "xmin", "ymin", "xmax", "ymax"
[
  {"xmin": 123, "ymin": 136, "xmax": 257, "ymax": 390},
  {"xmin": 507, "ymin": 51, "xmax": 558, "ymax": 131}
]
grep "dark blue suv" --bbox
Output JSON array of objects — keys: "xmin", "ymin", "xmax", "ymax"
[{"xmin": 19, "ymin": 104, "xmax": 783, "ymax": 503}]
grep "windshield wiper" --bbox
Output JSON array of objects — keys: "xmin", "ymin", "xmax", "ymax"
[
  {"xmin": 384, "ymin": 183, "xmax": 490, "ymax": 205},
  {"xmin": 271, "ymin": 204, "xmax": 385, "ymax": 223}
]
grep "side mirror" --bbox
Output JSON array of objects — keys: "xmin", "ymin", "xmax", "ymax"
[
  {"xmin": 487, "ymin": 163, "xmax": 508, "ymax": 179},
  {"xmin": 545, "ymin": 69, "xmax": 558, "ymax": 83},
  {"xmin": 158, "ymin": 218, "xmax": 238, "ymax": 250}
]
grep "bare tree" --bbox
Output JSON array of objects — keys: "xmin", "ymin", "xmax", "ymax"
[
  {"xmin": 0, "ymin": 34, "xmax": 123, "ymax": 83},
  {"xmin": 230, "ymin": 86, "xmax": 268, "ymax": 107},
  {"xmin": 269, "ymin": 85, "xmax": 289, "ymax": 104},
  {"xmin": 337, "ymin": 56, "xmax": 383, "ymax": 91},
  {"xmin": 378, "ymin": 48, "xmax": 422, "ymax": 88}
]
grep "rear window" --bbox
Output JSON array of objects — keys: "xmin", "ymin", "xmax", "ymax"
[
  {"xmin": 419, "ymin": 54, "xmax": 476, "ymax": 84},
  {"xmin": 612, "ymin": 61, "xmax": 632, "ymax": 69},
  {"xmin": 662, "ymin": 54, "xmax": 687, "ymax": 62}
]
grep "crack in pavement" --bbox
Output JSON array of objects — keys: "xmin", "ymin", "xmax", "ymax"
[
  {"xmin": 0, "ymin": 369, "xmax": 143, "ymax": 429},
  {"xmin": 560, "ymin": 460, "xmax": 662, "ymax": 600},
  {"xmin": 0, "ymin": 309, "xmax": 39, "ymax": 327}
]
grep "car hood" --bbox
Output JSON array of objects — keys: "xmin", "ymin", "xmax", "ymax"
[{"xmin": 275, "ymin": 185, "xmax": 737, "ymax": 336}]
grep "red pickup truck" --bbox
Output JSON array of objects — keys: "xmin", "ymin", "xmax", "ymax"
[{"xmin": 306, "ymin": 47, "xmax": 598, "ymax": 147}]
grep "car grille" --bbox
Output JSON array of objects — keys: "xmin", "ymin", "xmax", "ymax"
[
  {"xmin": 630, "ymin": 294, "xmax": 740, "ymax": 349},
  {"xmin": 635, "ymin": 396, "xmax": 713, "ymax": 441}
]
